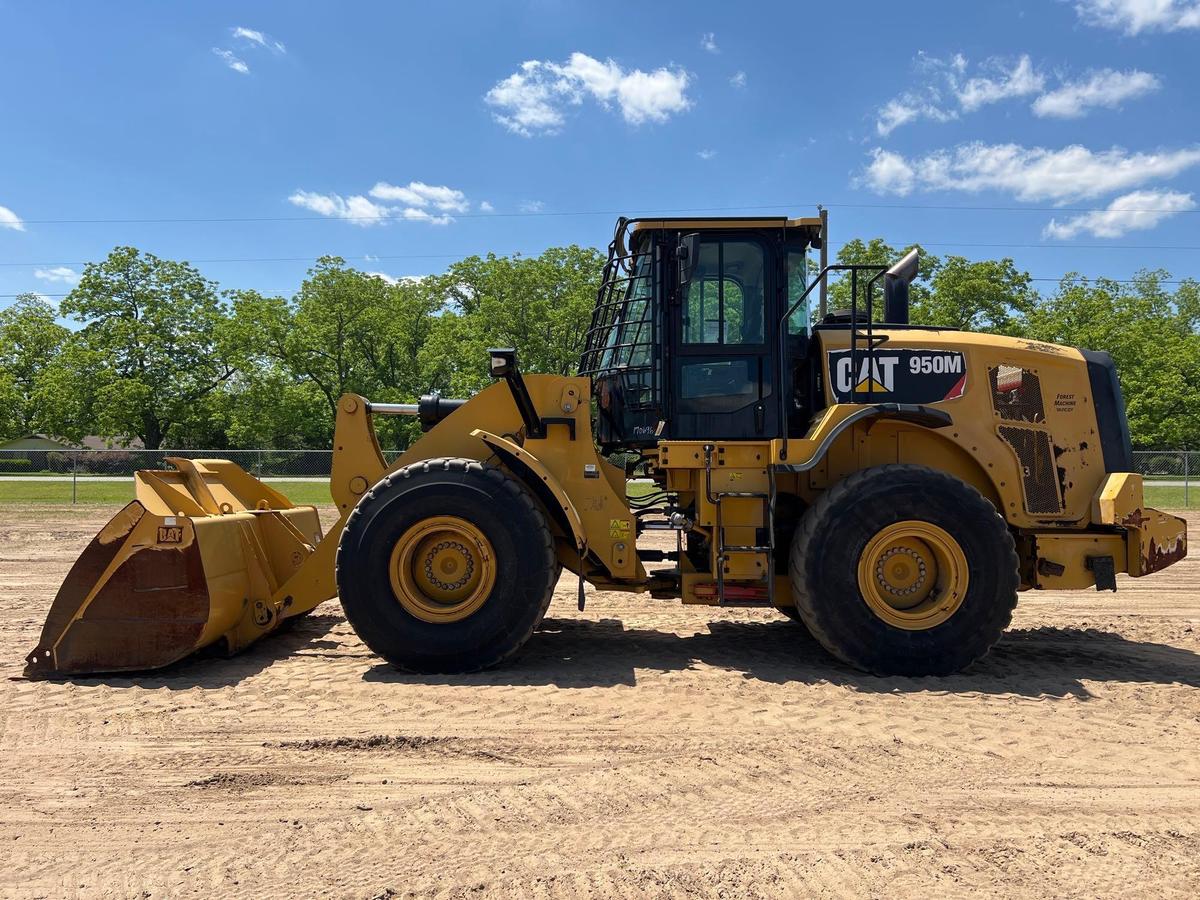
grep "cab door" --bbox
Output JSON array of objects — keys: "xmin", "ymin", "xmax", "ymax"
[{"xmin": 669, "ymin": 232, "xmax": 780, "ymax": 440}]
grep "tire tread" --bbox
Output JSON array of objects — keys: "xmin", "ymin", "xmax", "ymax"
[{"xmin": 335, "ymin": 457, "xmax": 556, "ymax": 673}]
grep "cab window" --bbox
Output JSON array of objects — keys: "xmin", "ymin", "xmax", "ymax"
[
  {"xmin": 786, "ymin": 248, "xmax": 809, "ymax": 335},
  {"xmin": 682, "ymin": 239, "xmax": 765, "ymax": 345}
]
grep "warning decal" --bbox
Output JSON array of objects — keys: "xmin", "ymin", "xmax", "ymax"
[{"xmin": 828, "ymin": 349, "xmax": 967, "ymax": 405}]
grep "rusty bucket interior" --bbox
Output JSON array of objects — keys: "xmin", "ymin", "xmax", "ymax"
[{"xmin": 25, "ymin": 458, "xmax": 330, "ymax": 677}]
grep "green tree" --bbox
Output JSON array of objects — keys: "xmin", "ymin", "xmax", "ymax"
[
  {"xmin": 922, "ymin": 255, "xmax": 1035, "ymax": 333},
  {"xmin": 57, "ymin": 247, "xmax": 234, "ymax": 448},
  {"xmin": 0, "ymin": 370, "xmax": 20, "ymax": 439},
  {"xmin": 0, "ymin": 293, "xmax": 70, "ymax": 437},
  {"xmin": 222, "ymin": 375, "xmax": 331, "ymax": 450},
  {"xmin": 226, "ymin": 259, "xmax": 441, "ymax": 447},
  {"xmin": 422, "ymin": 245, "xmax": 604, "ymax": 394},
  {"xmin": 1026, "ymin": 271, "xmax": 1200, "ymax": 449},
  {"xmin": 827, "ymin": 238, "xmax": 940, "ymax": 321}
]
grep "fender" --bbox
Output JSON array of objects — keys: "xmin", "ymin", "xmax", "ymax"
[
  {"xmin": 777, "ymin": 403, "xmax": 952, "ymax": 472},
  {"xmin": 473, "ymin": 429, "xmax": 587, "ymax": 553}
]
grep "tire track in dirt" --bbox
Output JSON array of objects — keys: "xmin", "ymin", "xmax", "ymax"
[{"xmin": 1, "ymin": 506, "xmax": 1198, "ymax": 898}]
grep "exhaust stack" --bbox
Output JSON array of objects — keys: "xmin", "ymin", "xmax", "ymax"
[{"xmin": 883, "ymin": 248, "xmax": 919, "ymax": 325}]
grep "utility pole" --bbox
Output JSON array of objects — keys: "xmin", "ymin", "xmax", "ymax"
[{"xmin": 818, "ymin": 205, "xmax": 829, "ymax": 320}]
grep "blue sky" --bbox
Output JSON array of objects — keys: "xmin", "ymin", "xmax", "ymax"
[{"xmin": 1, "ymin": 0, "xmax": 1198, "ymax": 310}]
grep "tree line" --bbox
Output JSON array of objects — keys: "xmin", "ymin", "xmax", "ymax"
[{"xmin": 0, "ymin": 240, "xmax": 1197, "ymax": 450}]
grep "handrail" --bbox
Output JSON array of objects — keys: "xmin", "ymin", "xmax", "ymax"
[{"xmin": 776, "ymin": 262, "xmax": 888, "ymax": 461}]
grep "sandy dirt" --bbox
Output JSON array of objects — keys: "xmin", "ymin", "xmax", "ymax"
[{"xmin": 2, "ymin": 504, "xmax": 1199, "ymax": 899}]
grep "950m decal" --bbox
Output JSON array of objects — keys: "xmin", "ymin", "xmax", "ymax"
[{"xmin": 828, "ymin": 349, "xmax": 967, "ymax": 404}]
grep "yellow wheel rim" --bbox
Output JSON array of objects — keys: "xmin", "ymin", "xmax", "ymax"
[
  {"xmin": 388, "ymin": 516, "xmax": 496, "ymax": 623},
  {"xmin": 856, "ymin": 520, "xmax": 969, "ymax": 631}
]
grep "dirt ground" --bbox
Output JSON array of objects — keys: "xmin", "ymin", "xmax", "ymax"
[{"xmin": 2, "ymin": 505, "xmax": 1199, "ymax": 899}]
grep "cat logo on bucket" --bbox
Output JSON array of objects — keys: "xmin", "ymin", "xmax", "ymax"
[
  {"xmin": 828, "ymin": 349, "xmax": 967, "ymax": 405},
  {"xmin": 157, "ymin": 525, "xmax": 183, "ymax": 544}
]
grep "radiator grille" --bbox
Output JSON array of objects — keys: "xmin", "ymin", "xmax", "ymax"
[
  {"xmin": 998, "ymin": 425, "xmax": 1063, "ymax": 514},
  {"xmin": 990, "ymin": 365, "xmax": 1045, "ymax": 423}
]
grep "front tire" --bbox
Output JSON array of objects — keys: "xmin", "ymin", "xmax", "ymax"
[
  {"xmin": 789, "ymin": 465, "xmax": 1018, "ymax": 676},
  {"xmin": 336, "ymin": 458, "xmax": 557, "ymax": 673}
]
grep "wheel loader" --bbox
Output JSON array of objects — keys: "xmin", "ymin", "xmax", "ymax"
[{"xmin": 25, "ymin": 214, "xmax": 1188, "ymax": 678}]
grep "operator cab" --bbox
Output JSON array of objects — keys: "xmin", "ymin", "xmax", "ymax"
[{"xmin": 580, "ymin": 216, "xmax": 825, "ymax": 449}]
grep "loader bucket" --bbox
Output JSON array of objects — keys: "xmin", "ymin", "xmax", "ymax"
[{"xmin": 24, "ymin": 458, "xmax": 329, "ymax": 678}]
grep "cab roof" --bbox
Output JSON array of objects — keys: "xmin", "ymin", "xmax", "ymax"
[{"xmin": 629, "ymin": 215, "xmax": 823, "ymax": 232}]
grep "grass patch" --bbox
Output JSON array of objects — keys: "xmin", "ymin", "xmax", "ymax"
[
  {"xmin": 1143, "ymin": 484, "xmax": 1197, "ymax": 509},
  {"xmin": 0, "ymin": 479, "xmax": 336, "ymax": 506},
  {"xmin": 0, "ymin": 478, "xmax": 662, "ymax": 507},
  {"xmin": 4, "ymin": 476, "xmax": 1184, "ymax": 509}
]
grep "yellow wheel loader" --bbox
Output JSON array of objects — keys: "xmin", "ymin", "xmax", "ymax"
[{"xmin": 26, "ymin": 215, "xmax": 1188, "ymax": 678}]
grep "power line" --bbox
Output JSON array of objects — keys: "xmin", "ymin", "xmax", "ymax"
[
  {"xmin": 11, "ymin": 199, "xmax": 1200, "ymax": 226},
  {"xmin": 7, "ymin": 275, "xmax": 1196, "ymax": 300},
  {"xmin": 0, "ymin": 252, "xmax": 517, "ymax": 269},
  {"xmin": 2, "ymin": 239, "xmax": 1197, "ymax": 271}
]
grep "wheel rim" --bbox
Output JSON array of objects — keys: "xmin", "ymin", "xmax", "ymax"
[
  {"xmin": 856, "ymin": 520, "xmax": 969, "ymax": 631},
  {"xmin": 388, "ymin": 516, "xmax": 496, "ymax": 623}
]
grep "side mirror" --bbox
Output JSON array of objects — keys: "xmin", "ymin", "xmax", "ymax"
[
  {"xmin": 677, "ymin": 233, "xmax": 700, "ymax": 288},
  {"xmin": 883, "ymin": 248, "xmax": 919, "ymax": 325},
  {"xmin": 488, "ymin": 347, "xmax": 517, "ymax": 378}
]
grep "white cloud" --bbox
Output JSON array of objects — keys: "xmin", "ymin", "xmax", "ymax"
[
  {"xmin": 519, "ymin": 200, "xmax": 545, "ymax": 213},
  {"xmin": 485, "ymin": 52, "xmax": 691, "ymax": 136},
  {"xmin": 1074, "ymin": 0, "xmax": 1200, "ymax": 33},
  {"xmin": 861, "ymin": 149, "xmax": 916, "ymax": 195},
  {"xmin": 876, "ymin": 94, "xmax": 957, "ymax": 137},
  {"xmin": 232, "ymin": 26, "xmax": 285, "ymax": 53},
  {"xmin": 696, "ymin": 149, "xmax": 717, "ymax": 160},
  {"xmin": 874, "ymin": 53, "xmax": 1041, "ymax": 135},
  {"xmin": 1044, "ymin": 189, "xmax": 1196, "ymax": 238},
  {"xmin": 34, "ymin": 266, "xmax": 80, "ymax": 285},
  {"xmin": 860, "ymin": 142, "xmax": 1200, "ymax": 202},
  {"xmin": 212, "ymin": 48, "xmax": 249, "ymax": 74},
  {"xmin": 0, "ymin": 204, "xmax": 24, "ymax": 231},
  {"xmin": 399, "ymin": 207, "xmax": 453, "ymax": 226},
  {"xmin": 369, "ymin": 181, "xmax": 469, "ymax": 213},
  {"xmin": 873, "ymin": 53, "xmax": 963, "ymax": 134},
  {"xmin": 479, "ymin": 200, "xmax": 494, "ymax": 212},
  {"xmin": 366, "ymin": 272, "xmax": 428, "ymax": 285},
  {"xmin": 1032, "ymin": 68, "xmax": 1160, "ymax": 117},
  {"xmin": 233, "ymin": 27, "xmax": 265, "ymax": 45},
  {"xmin": 730, "ymin": 70, "xmax": 747, "ymax": 88},
  {"xmin": 485, "ymin": 62, "xmax": 565, "ymax": 135},
  {"xmin": 290, "ymin": 180, "xmax": 470, "ymax": 226},
  {"xmin": 957, "ymin": 55, "xmax": 1044, "ymax": 111},
  {"xmin": 287, "ymin": 190, "xmax": 390, "ymax": 226},
  {"xmin": 701, "ymin": 32, "xmax": 718, "ymax": 53}
]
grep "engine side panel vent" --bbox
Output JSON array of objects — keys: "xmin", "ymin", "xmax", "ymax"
[
  {"xmin": 990, "ymin": 365, "xmax": 1045, "ymax": 423},
  {"xmin": 998, "ymin": 425, "xmax": 1063, "ymax": 514}
]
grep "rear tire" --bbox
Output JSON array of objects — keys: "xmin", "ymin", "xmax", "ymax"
[
  {"xmin": 789, "ymin": 464, "xmax": 1018, "ymax": 676},
  {"xmin": 336, "ymin": 458, "xmax": 557, "ymax": 673}
]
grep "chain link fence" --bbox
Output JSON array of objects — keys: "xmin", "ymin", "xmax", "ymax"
[
  {"xmin": 1132, "ymin": 450, "xmax": 1196, "ymax": 509},
  {"xmin": 0, "ymin": 448, "xmax": 406, "ymax": 478},
  {"xmin": 0, "ymin": 448, "xmax": 404, "ymax": 505},
  {"xmin": 0, "ymin": 447, "xmax": 1197, "ymax": 506}
]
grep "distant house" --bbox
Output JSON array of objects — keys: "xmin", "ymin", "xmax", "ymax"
[
  {"xmin": 0, "ymin": 434, "xmax": 76, "ymax": 452},
  {"xmin": 80, "ymin": 435, "xmax": 145, "ymax": 450},
  {"xmin": 0, "ymin": 435, "xmax": 76, "ymax": 472},
  {"xmin": 0, "ymin": 434, "xmax": 144, "ymax": 451},
  {"xmin": 0, "ymin": 434, "xmax": 145, "ymax": 473}
]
